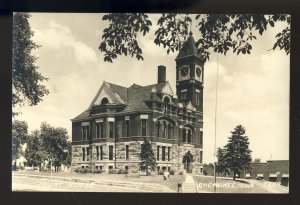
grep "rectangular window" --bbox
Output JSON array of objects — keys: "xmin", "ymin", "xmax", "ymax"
[
  {"xmin": 82, "ymin": 127, "xmax": 86, "ymax": 140},
  {"xmin": 100, "ymin": 122, "xmax": 103, "ymax": 138},
  {"xmin": 200, "ymin": 151, "xmax": 203, "ymax": 163},
  {"xmin": 87, "ymin": 126, "xmax": 89, "ymax": 140},
  {"xmin": 125, "ymin": 120, "xmax": 130, "ymax": 137},
  {"xmin": 95, "ymin": 124, "xmax": 98, "ymax": 138},
  {"xmin": 162, "ymin": 146, "xmax": 166, "ymax": 161},
  {"xmin": 181, "ymin": 91, "xmax": 187, "ymax": 100},
  {"xmin": 109, "ymin": 122, "xmax": 114, "ymax": 138},
  {"xmin": 167, "ymin": 147, "xmax": 170, "ymax": 161},
  {"xmin": 125, "ymin": 145, "xmax": 129, "ymax": 160},
  {"xmin": 125, "ymin": 166, "xmax": 128, "ymax": 171},
  {"xmin": 100, "ymin": 146, "xmax": 103, "ymax": 160},
  {"xmin": 196, "ymin": 92, "xmax": 200, "ymax": 105},
  {"xmin": 82, "ymin": 147, "xmax": 85, "ymax": 161},
  {"xmin": 86, "ymin": 147, "xmax": 89, "ymax": 161},
  {"xmin": 200, "ymin": 131, "xmax": 203, "ymax": 145},
  {"xmin": 157, "ymin": 146, "xmax": 160, "ymax": 161},
  {"xmin": 109, "ymin": 145, "xmax": 113, "ymax": 160},
  {"xmin": 109, "ymin": 166, "xmax": 113, "ymax": 171},
  {"xmin": 96, "ymin": 146, "xmax": 99, "ymax": 160},
  {"xmin": 82, "ymin": 126, "xmax": 89, "ymax": 141},
  {"xmin": 96, "ymin": 123, "xmax": 102, "ymax": 139},
  {"xmin": 141, "ymin": 120, "xmax": 147, "ymax": 136}
]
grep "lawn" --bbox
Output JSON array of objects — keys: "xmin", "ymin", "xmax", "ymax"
[{"xmin": 14, "ymin": 171, "xmax": 185, "ymax": 192}]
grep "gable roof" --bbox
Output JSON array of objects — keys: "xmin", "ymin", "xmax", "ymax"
[
  {"xmin": 73, "ymin": 109, "xmax": 90, "ymax": 120},
  {"xmin": 125, "ymin": 82, "xmax": 167, "ymax": 111},
  {"xmin": 161, "ymin": 81, "xmax": 174, "ymax": 96},
  {"xmin": 176, "ymin": 33, "xmax": 202, "ymax": 60},
  {"xmin": 89, "ymin": 81, "xmax": 127, "ymax": 108},
  {"xmin": 106, "ymin": 82, "xmax": 128, "ymax": 103},
  {"xmin": 73, "ymin": 81, "xmax": 176, "ymax": 120}
]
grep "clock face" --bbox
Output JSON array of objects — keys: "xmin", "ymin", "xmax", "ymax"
[
  {"xmin": 196, "ymin": 67, "xmax": 201, "ymax": 78},
  {"xmin": 181, "ymin": 67, "xmax": 189, "ymax": 77}
]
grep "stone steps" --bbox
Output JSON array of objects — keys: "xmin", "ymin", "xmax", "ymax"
[
  {"xmin": 182, "ymin": 174, "xmax": 197, "ymax": 193},
  {"xmin": 182, "ymin": 183, "xmax": 197, "ymax": 193}
]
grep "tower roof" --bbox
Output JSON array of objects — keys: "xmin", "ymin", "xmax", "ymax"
[{"xmin": 176, "ymin": 33, "xmax": 202, "ymax": 60}]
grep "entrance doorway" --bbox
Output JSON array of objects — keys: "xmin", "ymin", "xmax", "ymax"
[{"xmin": 182, "ymin": 151, "xmax": 193, "ymax": 173}]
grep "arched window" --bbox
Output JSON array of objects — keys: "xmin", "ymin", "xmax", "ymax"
[
  {"xmin": 157, "ymin": 121, "xmax": 160, "ymax": 138},
  {"xmin": 164, "ymin": 97, "xmax": 170, "ymax": 112},
  {"xmin": 183, "ymin": 128, "xmax": 186, "ymax": 142},
  {"xmin": 188, "ymin": 129, "xmax": 192, "ymax": 143},
  {"xmin": 101, "ymin": 97, "xmax": 109, "ymax": 105}
]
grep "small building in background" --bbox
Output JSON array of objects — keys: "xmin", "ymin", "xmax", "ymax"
[{"xmin": 243, "ymin": 160, "xmax": 289, "ymax": 186}]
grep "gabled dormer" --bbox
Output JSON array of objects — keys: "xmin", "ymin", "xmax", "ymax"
[{"xmin": 89, "ymin": 81, "xmax": 127, "ymax": 114}]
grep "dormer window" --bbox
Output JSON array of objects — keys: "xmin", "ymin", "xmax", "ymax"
[
  {"xmin": 163, "ymin": 97, "xmax": 170, "ymax": 111},
  {"xmin": 101, "ymin": 97, "xmax": 109, "ymax": 105}
]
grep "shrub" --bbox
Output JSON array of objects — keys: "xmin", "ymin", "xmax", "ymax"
[
  {"xmin": 117, "ymin": 169, "xmax": 123, "ymax": 174},
  {"xmin": 203, "ymin": 170, "xmax": 208, "ymax": 176},
  {"xmin": 122, "ymin": 170, "xmax": 128, "ymax": 174},
  {"xmin": 108, "ymin": 169, "xmax": 117, "ymax": 174},
  {"xmin": 179, "ymin": 171, "xmax": 183, "ymax": 175},
  {"xmin": 169, "ymin": 169, "xmax": 175, "ymax": 175},
  {"xmin": 158, "ymin": 170, "xmax": 164, "ymax": 175},
  {"xmin": 93, "ymin": 169, "xmax": 102, "ymax": 174},
  {"xmin": 83, "ymin": 167, "xmax": 91, "ymax": 173},
  {"xmin": 74, "ymin": 167, "xmax": 91, "ymax": 174},
  {"xmin": 74, "ymin": 167, "xmax": 82, "ymax": 173}
]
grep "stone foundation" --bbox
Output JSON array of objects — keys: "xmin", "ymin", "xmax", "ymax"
[{"xmin": 71, "ymin": 141, "xmax": 203, "ymax": 174}]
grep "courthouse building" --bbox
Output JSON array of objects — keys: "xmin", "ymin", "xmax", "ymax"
[{"xmin": 71, "ymin": 34, "xmax": 205, "ymax": 174}]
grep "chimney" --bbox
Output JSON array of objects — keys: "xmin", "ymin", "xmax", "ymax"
[{"xmin": 157, "ymin": 65, "xmax": 166, "ymax": 84}]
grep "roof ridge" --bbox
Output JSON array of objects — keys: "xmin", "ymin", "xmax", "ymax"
[{"xmin": 105, "ymin": 81, "xmax": 128, "ymax": 89}]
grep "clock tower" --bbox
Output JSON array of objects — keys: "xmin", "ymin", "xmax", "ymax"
[{"xmin": 175, "ymin": 32, "xmax": 204, "ymax": 112}]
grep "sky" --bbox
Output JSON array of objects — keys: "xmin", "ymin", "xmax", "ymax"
[{"xmin": 14, "ymin": 13, "xmax": 290, "ymax": 163}]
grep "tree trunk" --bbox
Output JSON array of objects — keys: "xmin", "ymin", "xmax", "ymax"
[
  {"xmin": 146, "ymin": 167, "xmax": 149, "ymax": 176},
  {"xmin": 233, "ymin": 170, "xmax": 236, "ymax": 180}
]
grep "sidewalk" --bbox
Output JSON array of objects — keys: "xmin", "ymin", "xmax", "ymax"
[{"xmin": 182, "ymin": 174, "xmax": 197, "ymax": 193}]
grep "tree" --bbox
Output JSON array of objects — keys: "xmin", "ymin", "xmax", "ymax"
[
  {"xmin": 24, "ymin": 130, "xmax": 46, "ymax": 170},
  {"xmin": 140, "ymin": 138, "xmax": 157, "ymax": 176},
  {"xmin": 216, "ymin": 147, "xmax": 230, "ymax": 177},
  {"xmin": 12, "ymin": 120, "xmax": 28, "ymax": 169},
  {"xmin": 61, "ymin": 141, "xmax": 72, "ymax": 167},
  {"xmin": 39, "ymin": 122, "xmax": 70, "ymax": 172},
  {"xmin": 12, "ymin": 12, "xmax": 49, "ymax": 116},
  {"xmin": 24, "ymin": 122, "xmax": 71, "ymax": 172},
  {"xmin": 224, "ymin": 125, "xmax": 252, "ymax": 180},
  {"xmin": 99, "ymin": 14, "xmax": 290, "ymax": 63}
]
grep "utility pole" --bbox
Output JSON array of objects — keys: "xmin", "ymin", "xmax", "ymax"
[{"xmin": 213, "ymin": 51, "xmax": 219, "ymax": 193}]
